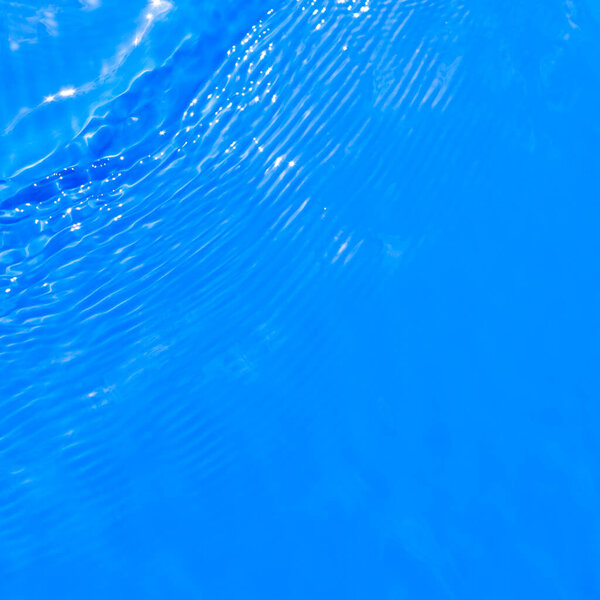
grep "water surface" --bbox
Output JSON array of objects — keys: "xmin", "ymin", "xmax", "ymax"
[{"xmin": 1, "ymin": 1, "xmax": 600, "ymax": 598}]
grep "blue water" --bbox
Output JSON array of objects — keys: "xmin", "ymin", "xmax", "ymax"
[{"xmin": 1, "ymin": 0, "xmax": 600, "ymax": 597}]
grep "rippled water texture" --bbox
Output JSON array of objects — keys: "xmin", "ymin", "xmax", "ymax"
[{"xmin": 2, "ymin": 0, "xmax": 600, "ymax": 597}]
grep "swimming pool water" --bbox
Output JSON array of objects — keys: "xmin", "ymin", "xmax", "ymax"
[{"xmin": 1, "ymin": 0, "xmax": 600, "ymax": 597}]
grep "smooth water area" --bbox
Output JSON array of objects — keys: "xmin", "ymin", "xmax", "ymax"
[{"xmin": 1, "ymin": 0, "xmax": 600, "ymax": 597}]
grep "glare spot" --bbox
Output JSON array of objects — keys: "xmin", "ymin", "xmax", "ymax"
[{"xmin": 59, "ymin": 87, "xmax": 77, "ymax": 98}]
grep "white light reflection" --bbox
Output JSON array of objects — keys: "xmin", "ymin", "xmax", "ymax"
[{"xmin": 36, "ymin": 0, "xmax": 173, "ymax": 108}]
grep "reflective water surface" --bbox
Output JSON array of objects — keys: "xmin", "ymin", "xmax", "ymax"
[{"xmin": 1, "ymin": 1, "xmax": 600, "ymax": 598}]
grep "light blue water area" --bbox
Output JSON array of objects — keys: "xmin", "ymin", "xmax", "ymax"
[{"xmin": 1, "ymin": 0, "xmax": 600, "ymax": 598}]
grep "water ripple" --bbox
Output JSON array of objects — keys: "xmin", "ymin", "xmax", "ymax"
[
  {"xmin": 3, "ymin": 0, "xmax": 597, "ymax": 591},
  {"xmin": 0, "ymin": 0, "xmax": 474, "ymax": 566}
]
